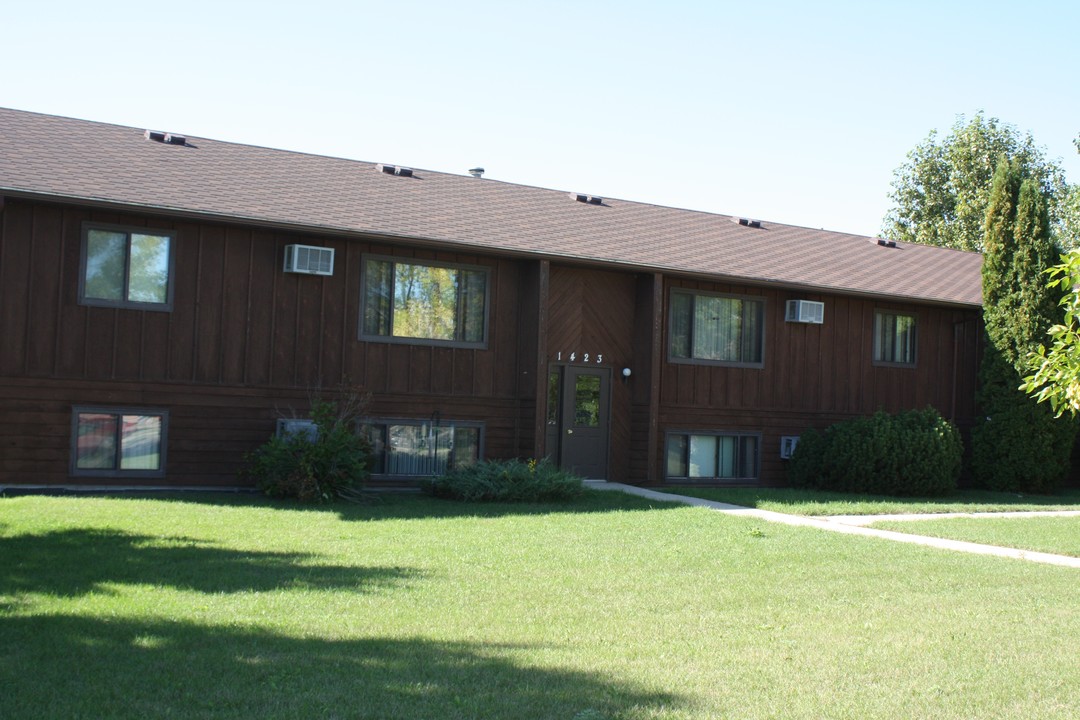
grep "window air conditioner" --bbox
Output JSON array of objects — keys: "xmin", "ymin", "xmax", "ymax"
[
  {"xmin": 283, "ymin": 244, "xmax": 335, "ymax": 276},
  {"xmin": 779, "ymin": 435, "xmax": 800, "ymax": 460},
  {"xmin": 785, "ymin": 300, "xmax": 824, "ymax": 324}
]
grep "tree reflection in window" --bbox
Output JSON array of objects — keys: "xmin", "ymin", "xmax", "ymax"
[
  {"xmin": 362, "ymin": 258, "xmax": 487, "ymax": 345},
  {"xmin": 82, "ymin": 227, "xmax": 172, "ymax": 308}
]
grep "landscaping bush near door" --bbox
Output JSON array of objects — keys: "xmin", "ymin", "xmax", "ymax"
[
  {"xmin": 788, "ymin": 408, "xmax": 962, "ymax": 496},
  {"xmin": 422, "ymin": 458, "xmax": 584, "ymax": 502}
]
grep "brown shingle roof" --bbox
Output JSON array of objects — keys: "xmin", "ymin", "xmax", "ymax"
[{"xmin": 0, "ymin": 107, "xmax": 982, "ymax": 306}]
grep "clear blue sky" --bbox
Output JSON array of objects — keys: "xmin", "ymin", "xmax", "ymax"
[{"xmin": 4, "ymin": 0, "xmax": 1078, "ymax": 237}]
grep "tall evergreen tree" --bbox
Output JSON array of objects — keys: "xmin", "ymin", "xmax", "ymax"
[{"xmin": 971, "ymin": 159, "xmax": 1076, "ymax": 492}]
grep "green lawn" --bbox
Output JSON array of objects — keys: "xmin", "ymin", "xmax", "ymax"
[
  {"xmin": 870, "ymin": 516, "xmax": 1080, "ymax": 558},
  {"xmin": 664, "ymin": 486, "xmax": 1080, "ymax": 516},
  {"xmin": 2, "ymin": 491, "xmax": 1079, "ymax": 719}
]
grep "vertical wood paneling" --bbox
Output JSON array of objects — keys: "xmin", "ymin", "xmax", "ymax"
[
  {"xmin": 26, "ymin": 206, "xmax": 62, "ymax": 376},
  {"xmin": 220, "ymin": 228, "xmax": 251, "ymax": 384},
  {"xmin": 54, "ymin": 209, "xmax": 84, "ymax": 377},
  {"xmin": 244, "ymin": 229, "xmax": 276, "ymax": 386},
  {"xmin": 0, "ymin": 203, "xmax": 31, "ymax": 376},
  {"xmin": 195, "ymin": 225, "xmax": 225, "ymax": 383}
]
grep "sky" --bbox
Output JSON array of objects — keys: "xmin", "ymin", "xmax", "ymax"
[{"xmin": 3, "ymin": 0, "xmax": 1078, "ymax": 238}]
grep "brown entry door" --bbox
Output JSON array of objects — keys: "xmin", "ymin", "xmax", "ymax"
[{"xmin": 556, "ymin": 366, "xmax": 610, "ymax": 479}]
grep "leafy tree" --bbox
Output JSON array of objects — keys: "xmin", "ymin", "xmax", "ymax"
[
  {"xmin": 1022, "ymin": 251, "xmax": 1080, "ymax": 416},
  {"xmin": 882, "ymin": 113, "xmax": 1073, "ymax": 251},
  {"xmin": 970, "ymin": 159, "xmax": 1076, "ymax": 492}
]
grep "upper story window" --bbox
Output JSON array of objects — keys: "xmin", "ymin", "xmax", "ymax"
[
  {"xmin": 669, "ymin": 289, "xmax": 764, "ymax": 366},
  {"xmin": 873, "ymin": 310, "xmax": 917, "ymax": 366},
  {"xmin": 79, "ymin": 224, "xmax": 174, "ymax": 310},
  {"xmin": 360, "ymin": 256, "xmax": 488, "ymax": 347}
]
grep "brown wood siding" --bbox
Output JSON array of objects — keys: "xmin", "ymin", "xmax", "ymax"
[
  {"xmin": 546, "ymin": 265, "xmax": 638, "ymax": 482},
  {"xmin": 0, "ymin": 199, "xmax": 535, "ymax": 487},
  {"xmin": 655, "ymin": 277, "xmax": 981, "ymax": 485},
  {"xmin": 0, "ymin": 198, "xmax": 983, "ymax": 489}
]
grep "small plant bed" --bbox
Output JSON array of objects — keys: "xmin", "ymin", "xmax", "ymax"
[
  {"xmin": 869, "ymin": 516, "xmax": 1080, "ymax": 557},
  {"xmin": 422, "ymin": 458, "xmax": 584, "ymax": 502},
  {"xmin": 662, "ymin": 487, "xmax": 1080, "ymax": 517}
]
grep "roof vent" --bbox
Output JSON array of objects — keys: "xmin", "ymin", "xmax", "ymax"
[
  {"xmin": 144, "ymin": 129, "xmax": 187, "ymax": 146},
  {"xmin": 376, "ymin": 163, "xmax": 414, "ymax": 177},
  {"xmin": 468, "ymin": 167, "xmax": 485, "ymax": 178},
  {"xmin": 873, "ymin": 238, "xmax": 898, "ymax": 248},
  {"xmin": 570, "ymin": 193, "xmax": 603, "ymax": 205},
  {"xmin": 732, "ymin": 217, "xmax": 762, "ymax": 229}
]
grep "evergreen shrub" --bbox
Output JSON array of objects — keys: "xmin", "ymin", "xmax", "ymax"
[
  {"xmin": 423, "ymin": 458, "xmax": 584, "ymax": 502},
  {"xmin": 243, "ymin": 398, "xmax": 370, "ymax": 502},
  {"xmin": 788, "ymin": 408, "xmax": 962, "ymax": 496}
]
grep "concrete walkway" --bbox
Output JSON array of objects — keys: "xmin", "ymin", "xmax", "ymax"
[{"xmin": 587, "ymin": 482, "xmax": 1080, "ymax": 569}]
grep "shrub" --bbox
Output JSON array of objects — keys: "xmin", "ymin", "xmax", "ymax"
[
  {"xmin": 422, "ymin": 458, "xmax": 584, "ymax": 502},
  {"xmin": 242, "ymin": 397, "xmax": 371, "ymax": 502},
  {"xmin": 788, "ymin": 408, "xmax": 962, "ymax": 496},
  {"xmin": 971, "ymin": 345, "xmax": 1076, "ymax": 493}
]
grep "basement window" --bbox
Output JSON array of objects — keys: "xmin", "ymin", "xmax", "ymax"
[
  {"xmin": 362, "ymin": 419, "xmax": 482, "ymax": 477},
  {"xmin": 360, "ymin": 256, "xmax": 489, "ymax": 347},
  {"xmin": 665, "ymin": 431, "xmax": 759, "ymax": 482},
  {"xmin": 79, "ymin": 223, "xmax": 174, "ymax": 311},
  {"xmin": 71, "ymin": 407, "xmax": 168, "ymax": 478}
]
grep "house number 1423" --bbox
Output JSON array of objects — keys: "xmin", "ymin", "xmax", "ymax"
[{"xmin": 556, "ymin": 352, "xmax": 603, "ymax": 364}]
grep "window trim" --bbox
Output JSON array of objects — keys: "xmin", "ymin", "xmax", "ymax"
[
  {"xmin": 362, "ymin": 417, "xmax": 484, "ymax": 478},
  {"xmin": 667, "ymin": 288, "xmax": 766, "ymax": 368},
  {"xmin": 70, "ymin": 406, "xmax": 169, "ymax": 479},
  {"xmin": 663, "ymin": 429, "xmax": 762, "ymax": 483},
  {"xmin": 78, "ymin": 222, "xmax": 176, "ymax": 311},
  {"xmin": 872, "ymin": 309, "xmax": 918, "ymax": 367},
  {"xmin": 358, "ymin": 254, "xmax": 491, "ymax": 349}
]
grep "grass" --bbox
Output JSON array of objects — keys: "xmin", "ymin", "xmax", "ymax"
[
  {"xmin": 870, "ymin": 516, "xmax": 1080, "ymax": 558},
  {"xmin": 2, "ymin": 490, "xmax": 1079, "ymax": 719},
  {"xmin": 663, "ymin": 486, "xmax": 1080, "ymax": 516}
]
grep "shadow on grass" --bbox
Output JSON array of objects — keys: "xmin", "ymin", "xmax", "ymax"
[
  {"xmin": 0, "ymin": 615, "xmax": 685, "ymax": 719},
  {"xmin": 1, "ymin": 528, "xmax": 420, "ymax": 597}
]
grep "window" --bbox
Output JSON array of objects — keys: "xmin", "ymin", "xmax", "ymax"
[
  {"xmin": 360, "ymin": 256, "xmax": 488, "ymax": 346},
  {"xmin": 80, "ymin": 224, "xmax": 174, "ymax": 310},
  {"xmin": 670, "ymin": 290, "xmax": 764, "ymax": 365},
  {"xmin": 362, "ymin": 419, "xmax": 482, "ymax": 476},
  {"xmin": 873, "ymin": 310, "xmax": 917, "ymax": 366},
  {"xmin": 71, "ymin": 407, "xmax": 168, "ymax": 477},
  {"xmin": 665, "ymin": 432, "xmax": 759, "ymax": 482}
]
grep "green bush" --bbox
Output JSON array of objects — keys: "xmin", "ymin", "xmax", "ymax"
[
  {"xmin": 422, "ymin": 458, "xmax": 584, "ymax": 502},
  {"xmin": 242, "ymin": 398, "xmax": 370, "ymax": 502},
  {"xmin": 971, "ymin": 345, "xmax": 1076, "ymax": 493},
  {"xmin": 788, "ymin": 408, "xmax": 962, "ymax": 496}
]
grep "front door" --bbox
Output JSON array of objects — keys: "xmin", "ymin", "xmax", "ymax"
[{"xmin": 547, "ymin": 365, "xmax": 610, "ymax": 479}]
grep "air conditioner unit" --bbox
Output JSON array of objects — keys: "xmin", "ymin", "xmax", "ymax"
[
  {"xmin": 779, "ymin": 435, "xmax": 799, "ymax": 460},
  {"xmin": 785, "ymin": 300, "xmax": 824, "ymax": 324},
  {"xmin": 283, "ymin": 244, "xmax": 334, "ymax": 276},
  {"xmin": 276, "ymin": 418, "xmax": 318, "ymax": 442}
]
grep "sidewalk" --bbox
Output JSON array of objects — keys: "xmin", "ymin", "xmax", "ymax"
[{"xmin": 587, "ymin": 482, "xmax": 1080, "ymax": 569}]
